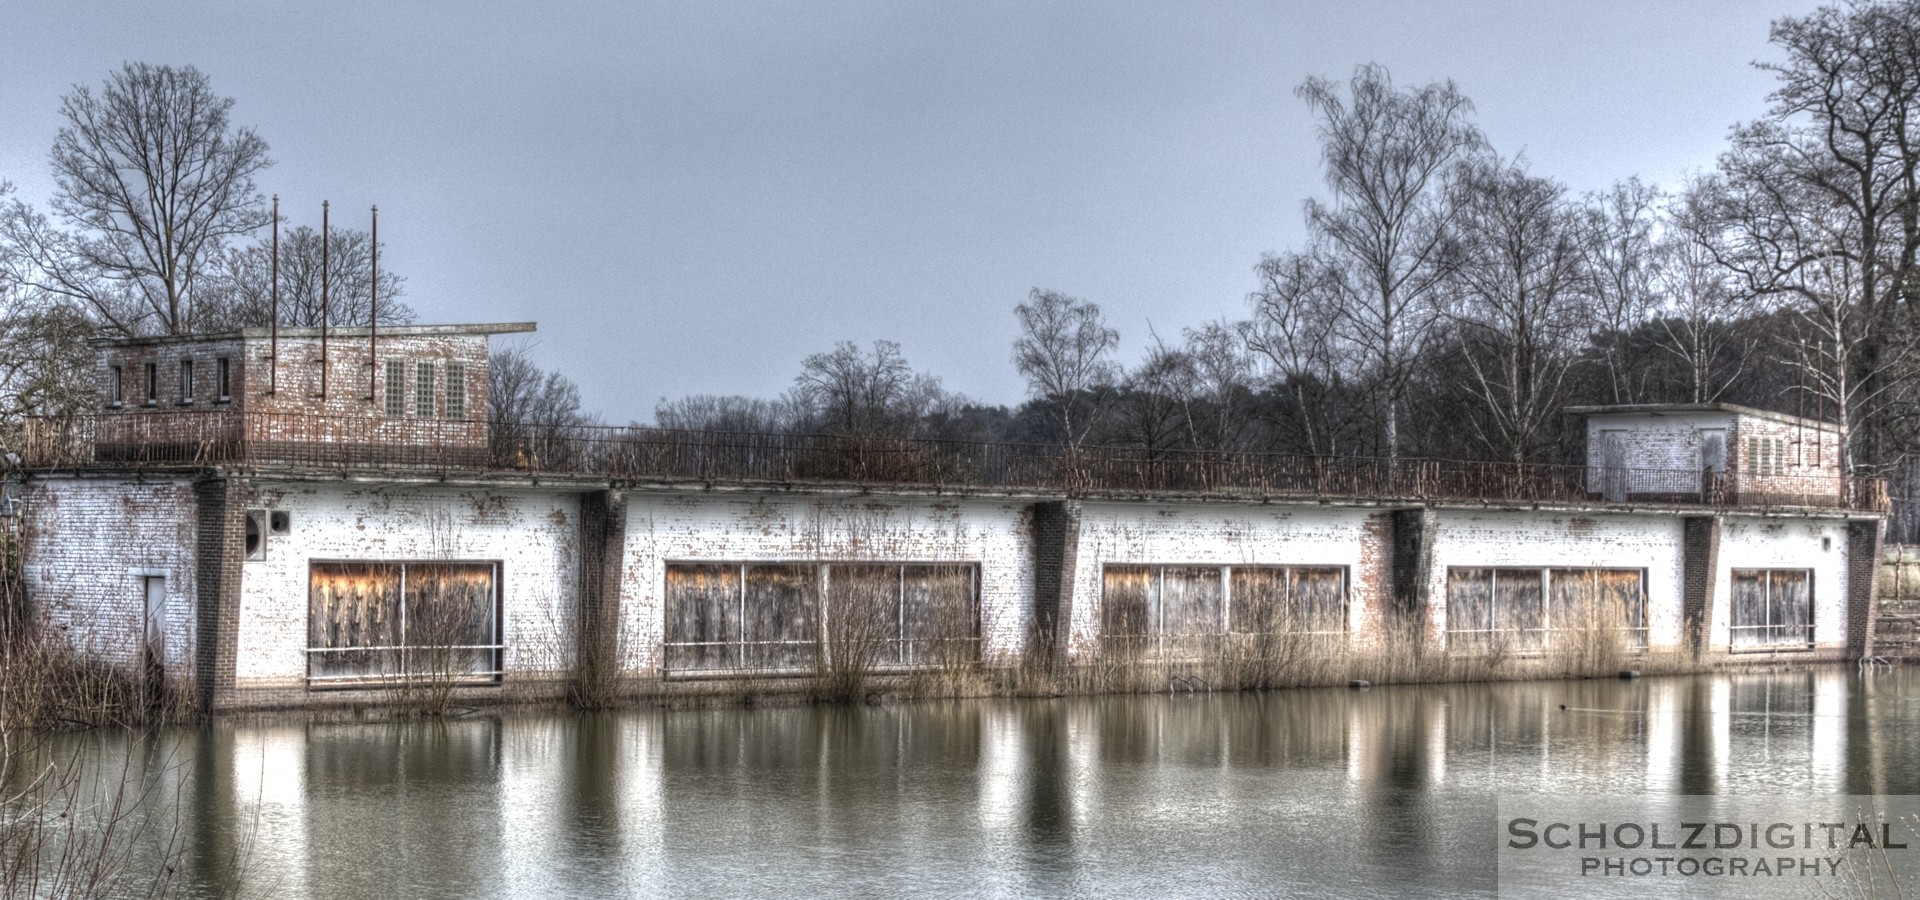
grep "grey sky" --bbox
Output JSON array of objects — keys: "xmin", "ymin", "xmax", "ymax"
[{"xmin": 3, "ymin": 0, "xmax": 1819, "ymax": 424}]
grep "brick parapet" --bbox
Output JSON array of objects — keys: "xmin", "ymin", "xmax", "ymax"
[
  {"xmin": 1847, "ymin": 520, "xmax": 1884, "ymax": 658},
  {"xmin": 577, "ymin": 489, "xmax": 629, "ymax": 699},
  {"xmin": 194, "ymin": 476, "xmax": 248, "ymax": 710},
  {"xmin": 1030, "ymin": 500, "xmax": 1081, "ymax": 666},
  {"xmin": 1681, "ymin": 516, "xmax": 1721, "ymax": 659}
]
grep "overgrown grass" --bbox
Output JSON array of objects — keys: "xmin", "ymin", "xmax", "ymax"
[{"xmin": 0, "ymin": 619, "xmax": 241, "ymax": 899}]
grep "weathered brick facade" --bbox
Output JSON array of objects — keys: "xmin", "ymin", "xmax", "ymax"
[
  {"xmin": 194, "ymin": 477, "xmax": 248, "ymax": 708},
  {"xmin": 1682, "ymin": 516, "xmax": 1720, "ymax": 659},
  {"xmin": 1847, "ymin": 519, "xmax": 1884, "ymax": 657},
  {"xmin": 17, "ymin": 333, "xmax": 1882, "ymax": 711},
  {"xmin": 577, "ymin": 490, "xmax": 629, "ymax": 697},
  {"xmin": 90, "ymin": 324, "xmax": 532, "ymax": 463},
  {"xmin": 1030, "ymin": 500, "xmax": 1080, "ymax": 664}
]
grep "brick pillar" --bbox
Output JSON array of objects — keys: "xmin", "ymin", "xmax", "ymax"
[
  {"xmin": 1030, "ymin": 500, "xmax": 1082, "ymax": 666},
  {"xmin": 576, "ymin": 489, "xmax": 628, "ymax": 704},
  {"xmin": 1389, "ymin": 508, "xmax": 1436, "ymax": 648},
  {"xmin": 1681, "ymin": 516, "xmax": 1721, "ymax": 660},
  {"xmin": 194, "ymin": 477, "xmax": 246, "ymax": 710},
  {"xmin": 1847, "ymin": 518, "xmax": 1885, "ymax": 659}
]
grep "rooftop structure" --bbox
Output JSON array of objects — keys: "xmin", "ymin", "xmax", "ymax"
[
  {"xmin": 9, "ymin": 322, "xmax": 1892, "ymax": 712},
  {"xmin": 21, "ymin": 345, "xmax": 1888, "ymax": 513}
]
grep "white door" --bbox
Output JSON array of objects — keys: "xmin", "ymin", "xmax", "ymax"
[
  {"xmin": 1599, "ymin": 430, "xmax": 1628, "ymax": 502},
  {"xmin": 143, "ymin": 576, "xmax": 167, "ymax": 674}
]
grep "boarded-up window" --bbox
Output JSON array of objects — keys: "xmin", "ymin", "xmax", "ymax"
[
  {"xmin": 1102, "ymin": 564, "xmax": 1347, "ymax": 658},
  {"xmin": 1447, "ymin": 567, "xmax": 1644, "ymax": 653},
  {"xmin": 1101, "ymin": 566, "xmax": 1224, "ymax": 638},
  {"xmin": 663, "ymin": 562, "xmax": 978, "ymax": 674},
  {"xmin": 1548, "ymin": 569, "xmax": 1648, "ymax": 650},
  {"xmin": 1730, "ymin": 569, "xmax": 1813, "ymax": 649},
  {"xmin": 663, "ymin": 563, "xmax": 741, "ymax": 670},
  {"xmin": 307, "ymin": 561, "xmax": 500, "ymax": 684},
  {"xmin": 741, "ymin": 564, "xmax": 818, "ymax": 670},
  {"xmin": 1228, "ymin": 566, "xmax": 1347, "ymax": 634}
]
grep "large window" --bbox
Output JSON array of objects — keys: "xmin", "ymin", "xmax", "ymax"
[
  {"xmin": 1447, "ymin": 568, "xmax": 1646, "ymax": 653},
  {"xmin": 662, "ymin": 562, "xmax": 978, "ymax": 674},
  {"xmin": 306, "ymin": 561, "xmax": 501, "ymax": 685},
  {"xmin": 1102, "ymin": 565, "xmax": 1347, "ymax": 653},
  {"xmin": 1730, "ymin": 569, "xmax": 1812, "ymax": 650}
]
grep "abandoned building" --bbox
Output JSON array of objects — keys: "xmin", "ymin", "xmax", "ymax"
[{"xmin": 8, "ymin": 321, "xmax": 1893, "ymax": 710}]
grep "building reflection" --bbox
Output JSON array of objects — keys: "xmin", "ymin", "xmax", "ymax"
[{"xmin": 172, "ymin": 668, "xmax": 1899, "ymax": 899}]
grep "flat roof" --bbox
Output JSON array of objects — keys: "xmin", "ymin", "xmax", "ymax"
[
  {"xmin": 90, "ymin": 322, "xmax": 537, "ymax": 347},
  {"xmin": 1564, "ymin": 402, "xmax": 1836, "ymax": 431}
]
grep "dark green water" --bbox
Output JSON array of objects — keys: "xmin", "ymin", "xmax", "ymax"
[{"xmin": 39, "ymin": 667, "xmax": 1920, "ymax": 898}]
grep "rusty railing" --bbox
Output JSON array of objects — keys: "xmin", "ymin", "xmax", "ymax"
[{"xmin": 14, "ymin": 410, "xmax": 1891, "ymax": 513}]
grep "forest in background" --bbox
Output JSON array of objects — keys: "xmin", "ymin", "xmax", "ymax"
[{"xmin": 5, "ymin": 2, "xmax": 1920, "ymax": 535}]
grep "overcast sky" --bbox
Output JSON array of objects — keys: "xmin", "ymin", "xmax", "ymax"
[{"xmin": 2, "ymin": 0, "xmax": 1823, "ymax": 424}]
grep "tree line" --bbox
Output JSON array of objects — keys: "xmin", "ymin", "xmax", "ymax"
[
  {"xmin": 656, "ymin": 2, "xmax": 1920, "ymax": 540},
  {"xmin": 5, "ymin": 3, "xmax": 1920, "ymax": 536}
]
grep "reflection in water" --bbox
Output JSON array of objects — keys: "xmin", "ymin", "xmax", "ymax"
[{"xmin": 55, "ymin": 668, "xmax": 1920, "ymax": 899}]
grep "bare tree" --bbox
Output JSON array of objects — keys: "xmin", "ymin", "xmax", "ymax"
[
  {"xmin": 1579, "ymin": 178, "xmax": 1665, "ymax": 403},
  {"xmin": 1248, "ymin": 250, "xmax": 1353, "ymax": 456},
  {"xmin": 1297, "ymin": 64, "xmax": 1485, "ymax": 458},
  {"xmin": 1011, "ymin": 288, "xmax": 1120, "ymax": 447},
  {"xmin": 1652, "ymin": 186, "xmax": 1760, "ymax": 403},
  {"xmin": 1112, "ymin": 336, "xmax": 1192, "ymax": 454},
  {"xmin": 653, "ymin": 394, "xmax": 801, "ymax": 433},
  {"xmin": 489, "ymin": 343, "xmax": 596, "ymax": 465},
  {"xmin": 1699, "ymin": 1, "xmax": 1920, "ymax": 470},
  {"xmin": 1441, "ymin": 157, "xmax": 1590, "ymax": 463},
  {"xmin": 793, "ymin": 339, "xmax": 946, "ymax": 437},
  {"xmin": 1178, "ymin": 321, "xmax": 1258, "ymax": 454},
  {"xmin": 10, "ymin": 63, "xmax": 271, "ymax": 335},
  {"xmin": 196, "ymin": 224, "xmax": 412, "ymax": 329},
  {"xmin": 0, "ymin": 183, "xmax": 97, "ymax": 429}
]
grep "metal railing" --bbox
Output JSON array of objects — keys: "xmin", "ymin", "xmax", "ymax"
[{"xmin": 16, "ymin": 410, "xmax": 1891, "ymax": 513}]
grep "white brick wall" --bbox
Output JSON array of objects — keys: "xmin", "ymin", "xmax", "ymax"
[
  {"xmin": 20, "ymin": 472, "xmax": 1870, "ymax": 697},
  {"xmin": 1068, "ymin": 502, "xmax": 1386, "ymax": 651},
  {"xmin": 21, "ymin": 477, "xmax": 199, "ymax": 672},
  {"xmin": 1425, "ymin": 510, "xmax": 1688, "ymax": 646},
  {"xmin": 618, "ymin": 492, "xmax": 1034, "ymax": 669},
  {"xmin": 236, "ymin": 481, "xmax": 582, "ymax": 688},
  {"xmin": 1713, "ymin": 516, "xmax": 1849, "ymax": 653}
]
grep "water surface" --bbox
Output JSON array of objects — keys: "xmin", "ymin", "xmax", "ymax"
[{"xmin": 56, "ymin": 668, "xmax": 1920, "ymax": 898}]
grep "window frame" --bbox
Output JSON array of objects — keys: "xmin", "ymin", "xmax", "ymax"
[
  {"xmin": 1729, "ymin": 568, "xmax": 1815, "ymax": 651},
  {"xmin": 179, "ymin": 359, "xmax": 195, "ymax": 405},
  {"xmin": 1099, "ymin": 563, "xmax": 1351, "ymax": 660},
  {"xmin": 215, "ymin": 357, "xmax": 231, "ymax": 403},
  {"xmin": 661, "ymin": 560, "xmax": 981, "ymax": 677},
  {"xmin": 1444, "ymin": 566, "xmax": 1648, "ymax": 654},
  {"xmin": 444, "ymin": 362, "xmax": 466, "ymax": 420},
  {"xmin": 414, "ymin": 360, "xmax": 436, "ymax": 419},
  {"xmin": 384, "ymin": 359, "xmax": 407, "ymax": 417},
  {"xmin": 305, "ymin": 559, "xmax": 505, "ymax": 688}
]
